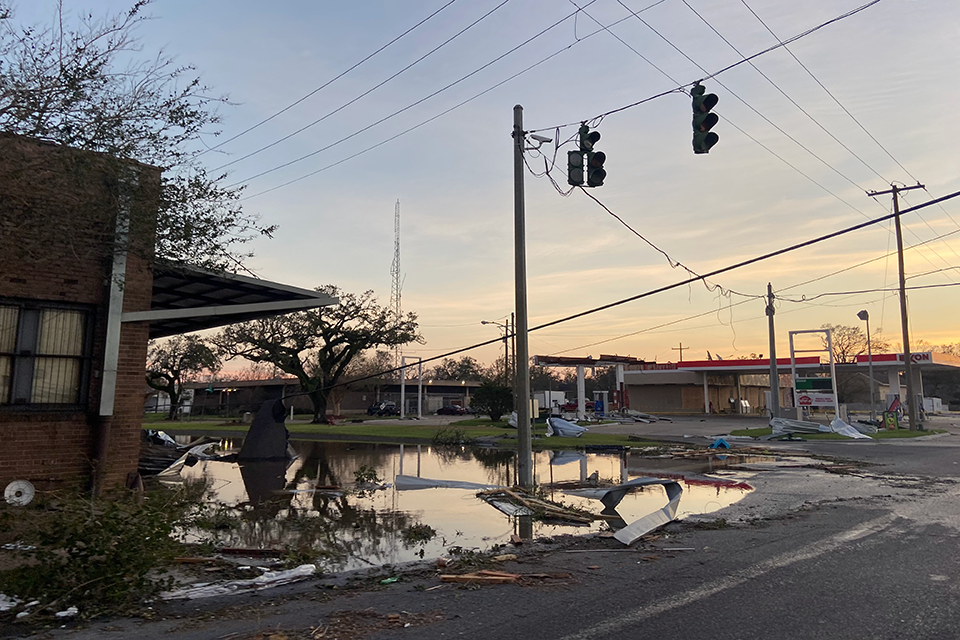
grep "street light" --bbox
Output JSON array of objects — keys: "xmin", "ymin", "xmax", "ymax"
[
  {"xmin": 481, "ymin": 319, "xmax": 510, "ymax": 386},
  {"xmin": 858, "ymin": 310, "xmax": 876, "ymax": 422}
]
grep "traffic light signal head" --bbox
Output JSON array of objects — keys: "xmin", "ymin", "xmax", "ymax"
[
  {"xmin": 567, "ymin": 150, "xmax": 584, "ymax": 186},
  {"xmin": 587, "ymin": 151, "xmax": 606, "ymax": 187},
  {"xmin": 691, "ymin": 83, "xmax": 719, "ymax": 154},
  {"xmin": 579, "ymin": 124, "xmax": 600, "ymax": 152}
]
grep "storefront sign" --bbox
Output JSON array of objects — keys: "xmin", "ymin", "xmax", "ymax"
[{"xmin": 795, "ymin": 391, "xmax": 835, "ymax": 407}]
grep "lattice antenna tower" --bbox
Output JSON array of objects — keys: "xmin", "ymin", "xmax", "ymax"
[{"xmin": 390, "ymin": 200, "xmax": 402, "ymax": 376}]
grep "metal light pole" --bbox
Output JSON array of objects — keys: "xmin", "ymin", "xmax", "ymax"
[
  {"xmin": 858, "ymin": 310, "xmax": 876, "ymax": 423},
  {"xmin": 481, "ymin": 320, "xmax": 509, "ymax": 386}
]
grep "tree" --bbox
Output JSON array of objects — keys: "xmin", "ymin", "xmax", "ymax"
[
  {"xmin": 470, "ymin": 381, "xmax": 513, "ymax": 422},
  {"xmin": 145, "ymin": 335, "xmax": 220, "ymax": 420},
  {"xmin": 0, "ymin": 1, "xmax": 274, "ymax": 271},
  {"xmin": 214, "ymin": 287, "xmax": 421, "ymax": 423},
  {"xmin": 426, "ymin": 356, "xmax": 486, "ymax": 382},
  {"xmin": 820, "ymin": 324, "xmax": 890, "ymax": 364}
]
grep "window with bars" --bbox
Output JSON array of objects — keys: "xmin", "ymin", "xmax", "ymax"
[{"xmin": 0, "ymin": 302, "xmax": 92, "ymax": 407}]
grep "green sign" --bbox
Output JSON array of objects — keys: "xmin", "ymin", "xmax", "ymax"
[{"xmin": 796, "ymin": 378, "xmax": 832, "ymax": 391}]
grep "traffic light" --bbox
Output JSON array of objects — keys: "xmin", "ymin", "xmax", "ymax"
[
  {"xmin": 567, "ymin": 150, "xmax": 584, "ymax": 186},
  {"xmin": 587, "ymin": 150, "xmax": 606, "ymax": 187},
  {"xmin": 691, "ymin": 83, "xmax": 719, "ymax": 154},
  {"xmin": 576, "ymin": 124, "xmax": 606, "ymax": 187}
]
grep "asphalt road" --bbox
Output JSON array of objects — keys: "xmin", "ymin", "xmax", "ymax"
[{"xmin": 16, "ymin": 415, "xmax": 960, "ymax": 640}]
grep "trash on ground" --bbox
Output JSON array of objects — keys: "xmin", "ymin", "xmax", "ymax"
[
  {"xmin": 709, "ymin": 438, "xmax": 731, "ymax": 449},
  {"xmin": 546, "ymin": 417, "xmax": 589, "ymax": 438},
  {"xmin": 0, "ymin": 593, "xmax": 21, "ymax": 612},
  {"xmin": 4, "ymin": 480, "xmax": 35, "ymax": 506},
  {"xmin": 394, "ymin": 475, "xmax": 496, "ymax": 491},
  {"xmin": 160, "ymin": 564, "xmax": 316, "ymax": 600},
  {"xmin": 379, "ymin": 576, "xmax": 400, "ymax": 585},
  {"xmin": 156, "ymin": 442, "xmax": 220, "ymax": 479},
  {"xmin": 492, "ymin": 554, "xmax": 517, "ymax": 562},
  {"xmin": 830, "ymin": 418, "xmax": 873, "ymax": 439},
  {"xmin": 477, "ymin": 488, "xmax": 594, "ymax": 524},
  {"xmin": 440, "ymin": 573, "xmax": 516, "ymax": 585},
  {"xmin": 770, "ymin": 417, "xmax": 827, "ymax": 436},
  {"xmin": 54, "ymin": 606, "xmax": 78, "ymax": 618}
]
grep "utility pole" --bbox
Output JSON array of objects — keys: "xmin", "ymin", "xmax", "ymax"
[
  {"xmin": 866, "ymin": 183, "xmax": 925, "ymax": 429},
  {"xmin": 766, "ymin": 283, "xmax": 780, "ymax": 419},
  {"xmin": 512, "ymin": 105, "xmax": 533, "ymax": 488},
  {"xmin": 510, "ymin": 312, "xmax": 516, "ymax": 406},
  {"xmin": 671, "ymin": 342, "xmax": 686, "ymax": 362}
]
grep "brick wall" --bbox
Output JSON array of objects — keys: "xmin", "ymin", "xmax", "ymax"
[{"xmin": 0, "ymin": 134, "xmax": 160, "ymax": 491}]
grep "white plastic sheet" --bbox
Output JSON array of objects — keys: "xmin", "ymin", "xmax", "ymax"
[
  {"xmin": 831, "ymin": 418, "xmax": 873, "ymax": 439},
  {"xmin": 160, "ymin": 564, "xmax": 316, "ymax": 600}
]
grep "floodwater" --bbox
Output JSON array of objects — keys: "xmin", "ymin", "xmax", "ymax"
[{"xmin": 171, "ymin": 437, "xmax": 759, "ymax": 574}]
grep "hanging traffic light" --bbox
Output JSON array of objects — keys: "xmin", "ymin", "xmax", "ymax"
[
  {"xmin": 587, "ymin": 150, "xmax": 606, "ymax": 187},
  {"xmin": 691, "ymin": 83, "xmax": 719, "ymax": 154},
  {"xmin": 567, "ymin": 150, "xmax": 584, "ymax": 186},
  {"xmin": 575, "ymin": 124, "xmax": 606, "ymax": 187}
]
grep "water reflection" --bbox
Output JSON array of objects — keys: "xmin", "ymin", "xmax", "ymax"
[{"xmin": 174, "ymin": 436, "xmax": 756, "ymax": 573}]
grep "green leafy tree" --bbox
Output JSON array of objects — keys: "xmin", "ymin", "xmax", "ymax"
[
  {"xmin": 145, "ymin": 335, "xmax": 220, "ymax": 420},
  {"xmin": 470, "ymin": 381, "xmax": 513, "ymax": 422},
  {"xmin": 0, "ymin": 0, "xmax": 274, "ymax": 270},
  {"xmin": 426, "ymin": 356, "xmax": 486, "ymax": 382},
  {"xmin": 214, "ymin": 287, "xmax": 421, "ymax": 423}
]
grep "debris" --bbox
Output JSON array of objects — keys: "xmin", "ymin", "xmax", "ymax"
[
  {"xmin": 238, "ymin": 399, "xmax": 292, "ymax": 461},
  {"xmin": 569, "ymin": 478, "xmax": 683, "ymax": 546},
  {"xmin": 54, "ymin": 606, "xmax": 78, "ymax": 618},
  {"xmin": 1, "ymin": 542, "xmax": 36, "ymax": 551},
  {"xmin": 587, "ymin": 565, "xmax": 600, "ymax": 570},
  {"xmin": 478, "ymin": 489, "xmax": 594, "ymax": 524},
  {"xmin": 563, "ymin": 549, "xmax": 635, "ymax": 553},
  {"xmin": 156, "ymin": 442, "xmax": 219, "ymax": 479},
  {"xmin": 440, "ymin": 574, "xmax": 516, "ymax": 585},
  {"xmin": 160, "ymin": 564, "xmax": 316, "ymax": 600},
  {"xmin": 510, "ymin": 534, "xmax": 524, "ymax": 545},
  {"xmin": 380, "ymin": 576, "xmax": 400, "ymax": 585},
  {"xmin": 0, "ymin": 594, "xmax": 21, "ymax": 612},
  {"xmin": 770, "ymin": 417, "xmax": 827, "ymax": 436},
  {"xmin": 546, "ymin": 417, "xmax": 589, "ymax": 438},
  {"xmin": 436, "ymin": 558, "xmax": 450, "ymax": 568},
  {"xmin": 661, "ymin": 547, "xmax": 696, "ymax": 551},
  {"xmin": 394, "ymin": 475, "xmax": 496, "ymax": 491},
  {"xmin": 709, "ymin": 438, "xmax": 731, "ymax": 449},
  {"xmin": 830, "ymin": 418, "xmax": 873, "ymax": 439},
  {"xmin": 476, "ymin": 570, "xmax": 521, "ymax": 579},
  {"xmin": 220, "ymin": 547, "xmax": 285, "ymax": 557},
  {"xmin": 424, "ymin": 585, "xmax": 444, "ymax": 591},
  {"xmin": 4, "ymin": 480, "xmax": 35, "ymax": 506},
  {"xmin": 492, "ymin": 554, "xmax": 517, "ymax": 563}
]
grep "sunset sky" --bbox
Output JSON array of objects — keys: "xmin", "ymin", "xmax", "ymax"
[{"xmin": 19, "ymin": 0, "xmax": 960, "ymax": 368}]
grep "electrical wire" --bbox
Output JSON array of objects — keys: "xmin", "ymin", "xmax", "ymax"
[
  {"xmin": 225, "ymin": 0, "xmax": 601, "ymax": 189},
  {"xmin": 274, "ymin": 187, "xmax": 960, "ymax": 400},
  {"xmin": 779, "ymin": 281, "xmax": 960, "ymax": 303},
  {"xmin": 215, "ymin": 0, "xmax": 516, "ymax": 174},
  {"xmin": 197, "ymin": 0, "xmax": 460, "ymax": 157}
]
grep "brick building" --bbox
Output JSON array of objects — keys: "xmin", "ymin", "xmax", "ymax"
[
  {"xmin": 0, "ymin": 134, "xmax": 160, "ymax": 491},
  {"xmin": 0, "ymin": 134, "xmax": 336, "ymax": 492}
]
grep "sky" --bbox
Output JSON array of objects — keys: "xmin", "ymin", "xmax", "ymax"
[{"xmin": 16, "ymin": 0, "xmax": 960, "ymax": 368}]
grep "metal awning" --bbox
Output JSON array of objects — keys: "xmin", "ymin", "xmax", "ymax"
[{"xmin": 122, "ymin": 262, "xmax": 338, "ymax": 338}]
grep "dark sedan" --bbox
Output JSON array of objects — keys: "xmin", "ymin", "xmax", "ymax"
[{"xmin": 436, "ymin": 405, "xmax": 467, "ymax": 415}]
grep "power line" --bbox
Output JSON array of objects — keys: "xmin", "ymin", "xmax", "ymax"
[
  {"xmin": 276, "ymin": 188, "xmax": 960, "ymax": 400},
  {"xmin": 225, "ymin": 0, "xmax": 601, "ymax": 189},
  {"xmin": 214, "ymin": 0, "xmax": 515, "ymax": 174},
  {"xmin": 197, "ymin": 0, "xmax": 460, "ymax": 157},
  {"xmin": 238, "ymin": 4, "xmax": 658, "ymax": 201},
  {"xmin": 240, "ymin": 0, "xmax": 878, "ymax": 200},
  {"xmin": 779, "ymin": 281, "xmax": 960, "ymax": 303}
]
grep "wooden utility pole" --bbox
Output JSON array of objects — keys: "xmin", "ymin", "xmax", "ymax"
[
  {"xmin": 766, "ymin": 283, "xmax": 780, "ymax": 419},
  {"xmin": 671, "ymin": 342, "xmax": 686, "ymax": 362},
  {"xmin": 866, "ymin": 182, "xmax": 925, "ymax": 429}
]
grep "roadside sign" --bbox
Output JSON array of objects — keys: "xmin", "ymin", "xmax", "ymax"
[{"xmin": 795, "ymin": 391, "xmax": 836, "ymax": 407}]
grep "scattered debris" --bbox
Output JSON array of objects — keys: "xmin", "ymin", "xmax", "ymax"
[
  {"xmin": 491, "ymin": 554, "xmax": 517, "ymax": 563},
  {"xmin": 510, "ymin": 534, "xmax": 524, "ymax": 545},
  {"xmin": 379, "ymin": 576, "xmax": 399, "ymax": 585},
  {"xmin": 830, "ymin": 418, "xmax": 873, "ymax": 439},
  {"xmin": 709, "ymin": 438, "xmax": 731, "ymax": 449},
  {"xmin": 238, "ymin": 399, "xmax": 293, "ymax": 461},
  {"xmin": 4, "ymin": 479, "xmax": 35, "ymax": 506},
  {"xmin": 770, "ymin": 417, "xmax": 827, "ymax": 437},
  {"xmin": 394, "ymin": 475, "xmax": 496, "ymax": 491},
  {"xmin": 546, "ymin": 417, "xmax": 589, "ymax": 438},
  {"xmin": 54, "ymin": 606, "xmax": 78, "ymax": 619},
  {"xmin": 477, "ymin": 489, "xmax": 594, "ymax": 524},
  {"xmin": 0, "ymin": 593, "xmax": 21, "ymax": 612},
  {"xmin": 160, "ymin": 564, "xmax": 316, "ymax": 600}
]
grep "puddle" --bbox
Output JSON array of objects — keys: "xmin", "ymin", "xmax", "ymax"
[{"xmin": 170, "ymin": 437, "xmax": 756, "ymax": 574}]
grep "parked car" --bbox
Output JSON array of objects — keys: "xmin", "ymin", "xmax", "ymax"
[
  {"xmin": 559, "ymin": 400, "xmax": 594, "ymax": 412},
  {"xmin": 367, "ymin": 401, "xmax": 399, "ymax": 416},
  {"xmin": 436, "ymin": 405, "xmax": 467, "ymax": 415}
]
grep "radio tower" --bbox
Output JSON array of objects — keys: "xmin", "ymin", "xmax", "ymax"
[{"xmin": 390, "ymin": 200, "xmax": 402, "ymax": 378}]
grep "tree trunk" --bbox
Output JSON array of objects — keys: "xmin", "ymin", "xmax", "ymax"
[
  {"xmin": 309, "ymin": 389, "xmax": 329, "ymax": 424},
  {"xmin": 166, "ymin": 386, "xmax": 180, "ymax": 420}
]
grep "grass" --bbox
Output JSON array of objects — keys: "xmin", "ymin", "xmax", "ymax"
[
  {"xmin": 148, "ymin": 417, "xmax": 658, "ymax": 449},
  {"xmin": 729, "ymin": 427, "xmax": 944, "ymax": 439}
]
